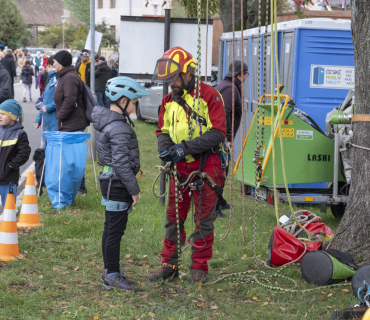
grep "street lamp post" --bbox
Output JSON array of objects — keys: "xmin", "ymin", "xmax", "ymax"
[
  {"xmin": 152, "ymin": 3, "xmax": 159, "ymax": 17},
  {"xmin": 61, "ymin": 16, "xmax": 66, "ymax": 49}
]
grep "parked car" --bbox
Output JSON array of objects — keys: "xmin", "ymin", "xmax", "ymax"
[{"xmin": 136, "ymin": 67, "xmax": 218, "ymax": 122}]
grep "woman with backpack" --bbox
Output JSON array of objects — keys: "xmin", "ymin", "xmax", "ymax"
[
  {"xmin": 53, "ymin": 50, "xmax": 89, "ymax": 194},
  {"xmin": 21, "ymin": 60, "xmax": 34, "ymax": 102}
]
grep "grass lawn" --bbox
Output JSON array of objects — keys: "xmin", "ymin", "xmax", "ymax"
[{"xmin": 0, "ymin": 120, "xmax": 357, "ymax": 320}]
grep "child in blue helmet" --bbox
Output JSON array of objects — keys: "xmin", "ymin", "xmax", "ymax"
[{"xmin": 91, "ymin": 76, "xmax": 149, "ymax": 291}]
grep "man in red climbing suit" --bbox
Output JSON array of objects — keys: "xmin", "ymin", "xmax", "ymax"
[{"xmin": 149, "ymin": 47, "xmax": 227, "ymax": 284}]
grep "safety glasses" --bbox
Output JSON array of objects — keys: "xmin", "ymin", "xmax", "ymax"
[{"xmin": 152, "ymin": 58, "xmax": 181, "ymax": 83}]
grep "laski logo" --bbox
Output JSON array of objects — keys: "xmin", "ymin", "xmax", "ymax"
[{"xmin": 313, "ymin": 67, "xmax": 325, "ymax": 85}]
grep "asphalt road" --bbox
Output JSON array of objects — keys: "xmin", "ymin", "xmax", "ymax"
[{"xmin": 14, "ymin": 78, "xmax": 42, "ymax": 174}]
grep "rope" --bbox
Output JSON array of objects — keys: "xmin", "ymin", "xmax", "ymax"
[
  {"xmin": 220, "ymin": 0, "xmax": 235, "ymax": 241},
  {"xmin": 272, "ymin": 0, "xmax": 311, "ymax": 240},
  {"xmin": 174, "ymin": 164, "xmax": 182, "ymax": 279},
  {"xmin": 38, "ymin": 158, "xmax": 46, "ymax": 197},
  {"xmin": 240, "ymin": 0, "xmax": 246, "ymax": 243},
  {"xmin": 352, "ymin": 143, "xmax": 370, "ymax": 151}
]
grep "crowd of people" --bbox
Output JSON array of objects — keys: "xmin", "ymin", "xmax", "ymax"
[{"xmin": 0, "ymin": 44, "xmax": 245, "ymax": 292}]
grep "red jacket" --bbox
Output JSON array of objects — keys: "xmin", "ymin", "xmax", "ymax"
[{"xmin": 42, "ymin": 56, "xmax": 48, "ymax": 67}]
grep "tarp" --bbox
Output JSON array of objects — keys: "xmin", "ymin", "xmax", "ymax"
[{"xmin": 43, "ymin": 131, "xmax": 90, "ymax": 209}]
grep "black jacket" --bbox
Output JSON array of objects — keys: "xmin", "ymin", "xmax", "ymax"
[
  {"xmin": 41, "ymin": 72, "xmax": 49, "ymax": 89},
  {"xmin": 75, "ymin": 60, "xmax": 91, "ymax": 88},
  {"xmin": 21, "ymin": 65, "xmax": 34, "ymax": 85},
  {"xmin": 54, "ymin": 66, "xmax": 89, "ymax": 132},
  {"xmin": 215, "ymin": 77, "xmax": 242, "ymax": 142},
  {"xmin": 0, "ymin": 63, "xmax": 12, "ymax": 102},
  {"xmin": 95, "ymin": 62, "xmax": 112, "ymax": 92},
  {"xmin": 0, "ymin": 122, "xmax": 31, "ymax": 185},
  {"xmin": 1, "ymin": 54, "xmax": 16, "ymax": 79},
  {"xmin": 92, "ymin": 107, "xmax": 140, "ymax": 201}
]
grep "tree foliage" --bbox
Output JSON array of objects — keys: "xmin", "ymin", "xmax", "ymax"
[
  {"xmin": 38, "ymin": 24, "xmax": 88, "ymax": 49},
  {"xmin": 95, "ymin": 20, "xmax": 118, "ymax": 52},
  {"xmin": 0, "ymin": 0, "xmax": 30, "ymax": 49},
  {"xmin": 62, "ymin": 0, "xmax": 90, "ymax": 25}
]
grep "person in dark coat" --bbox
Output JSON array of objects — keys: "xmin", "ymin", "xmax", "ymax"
[
  {"xmin": 95, "ymin": 57, "xmax": 112, "ymax": 109},
  {"xmin": 53, "ymin": 50, "xmax": 89, "ymax": 194},
  {"xmin": 215, "ymin": 60, "xmax": 248, "ymax": 218},
  {"xmin": 91, "ymin": 76, "xmax": 149, "ymax": 291},
  {"xmin": 21, "ymin": 60, "xmax": 34, "ymax": 102},
  {"xmin": 1, "ymin": 49, "xmax": 16, "ymax": 98},
  {"xmin": 0, "ymin": 62, "xmax": 13, "ymax": 103}
]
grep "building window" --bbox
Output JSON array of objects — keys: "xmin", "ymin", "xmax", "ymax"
[
  {"xmin": 110, "ymin": 25, "xmax": 116, "ymax": 38},
  {"xmin": 110, "ymin": 0, "xmax": 116, "ymax": 8},
  {"xmin": 98, "ymin": 0, "xmax": 103, "ymax": 8}
]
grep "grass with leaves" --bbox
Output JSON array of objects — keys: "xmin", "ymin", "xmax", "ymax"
[{"xmin": 0, "ymin": 120, "xmax": 357, "ymax": 320}]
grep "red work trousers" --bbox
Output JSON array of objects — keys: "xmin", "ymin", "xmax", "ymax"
[{"xmin": 160, "ymin": 154, "xmax": 224, "ymax": 273}]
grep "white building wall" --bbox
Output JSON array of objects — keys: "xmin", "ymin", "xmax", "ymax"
[{"xmin": 95, "ymin": 0, "xmax": 172, "ymax": 42}]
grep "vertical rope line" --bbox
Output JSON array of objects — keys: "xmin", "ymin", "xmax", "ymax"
[
  {"xmin": 174, "ymin": 166, "xmax": 181, "ymax": 278},
  {"xmin": 241, "ymin": 0, "xmax": 246, "ymax": 242},
  {"xmin": 253, "ymin": 0, "xmax": 262, "ymax": 268},
  {"xmin": 220, "ymin": 0, "xmax": 235, "ymax": 241},
  {"xmin": 205, "ymin": 0, "xmax": 209, "ymax": 85},
  {"xmin": 262, "ymin": 0, "xmax": 269, "ymax": 146},
  {"xmin": 189, "ymin": 0, "xmax": 202, "ymax": 140},
  {"xmin": 270, "ymin": 0, "xmax": 279, "ymax": 226}
]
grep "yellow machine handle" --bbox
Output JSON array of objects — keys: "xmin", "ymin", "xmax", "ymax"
[
  {"xmin": 233, "ymin": 94, "xmax": 293, "ymax": 176},
  {"xmin": 363, "ymin": 308, "xmax": 370, "ymax": 320}
]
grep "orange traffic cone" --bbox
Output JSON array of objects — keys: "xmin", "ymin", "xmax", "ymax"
[
  {"xmin": 18, "ymin": 172, "xmax": 43, "ymax": 228},
  {"xmin": 0, "ymin": 190, "xmax": 24, "ymax": 261}
]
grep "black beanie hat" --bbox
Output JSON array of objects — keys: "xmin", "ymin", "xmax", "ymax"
[{"xmin": 54, "ymin": 50, "xmax": 72, "ymax": 68}]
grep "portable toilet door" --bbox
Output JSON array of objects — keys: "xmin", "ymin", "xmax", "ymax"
[
  {"xmin": 233, "ymin": 35, "xmax": 251, "ymax": 162},
  {"xmin": 280, "ymin": 19, "xmax": 353, "ymax": 131},
  {"xmin": 279, "ymin": 30, "xmax": 295, "ymax": 98}
]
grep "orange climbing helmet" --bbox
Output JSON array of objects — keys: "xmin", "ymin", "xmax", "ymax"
[{"xmin": 152, "ymin": 47, "xmax": 197, "ymax": 83}]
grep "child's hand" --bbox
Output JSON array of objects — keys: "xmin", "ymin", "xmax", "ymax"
[
  {"xmin": 132, "ymin": 194, "xmax": 139, "ymax": 206},
  {"xmin": 34, "ymin": 123, "xmax": 39, "ymax": 129}
]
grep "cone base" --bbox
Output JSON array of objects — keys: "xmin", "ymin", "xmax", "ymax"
[
  {"xmin": 17, "ymin": 223, "xmax": 44, "ymax": 228},
  {"xmin": 0, "ymin": 254, "xmax": 25, "ymax": 261}
]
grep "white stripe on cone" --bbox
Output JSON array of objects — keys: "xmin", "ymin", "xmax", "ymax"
[
  {"xmin": 20, "ymin": 204, "xmax": 39, "ymax": 215},
  {"xmin": 2, "ymin": 208, "xmax": 17, "ymax": 221},
  {"xmin": 0, "ymin": 232, "xmax": 18, "ymax": 244},
  {"xmin": 24, "ymin": 185, "xmax": 36, "ymax": 196}
]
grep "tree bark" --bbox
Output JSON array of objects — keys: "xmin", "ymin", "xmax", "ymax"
[
  {"xmin": 219, "ymin": 0, "xmax": 250, "ymax": 32},
  {"xmin": 331, "ymin": 0, "xmax": 370, "ymax": 263}
]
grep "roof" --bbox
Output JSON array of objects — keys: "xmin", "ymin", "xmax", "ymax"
[{"xmin": 13, "ymin": 0, "xmax": 84, "ymax": 27}]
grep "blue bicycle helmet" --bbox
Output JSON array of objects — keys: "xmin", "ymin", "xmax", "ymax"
[{"xmin": 105, "ymin": 76, "xmax": 150, "ymax": 101}]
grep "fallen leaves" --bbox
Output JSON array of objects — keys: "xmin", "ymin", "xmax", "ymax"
[
  {"xmin": 39, "ymin": 275, "xmax": 43, "ymax": 279},
  {"xmin": 262, "ymin": 302, "xmax": 268, "ymax": 306},
  {"xmin": 252, "ymin": 296, "xmax": 259, "ymax": 301},
  {"xmin": 340, "ymin": 289, "xmax": 350, "ymax": 293},
  {"xmin": 211, "ymin": 305, "xmax": 218, "ymax": 310}
]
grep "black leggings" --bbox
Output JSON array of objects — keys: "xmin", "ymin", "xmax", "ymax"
[{"xmin": 102, "ymin": 208, "xmax": 130, "ymax": 274}]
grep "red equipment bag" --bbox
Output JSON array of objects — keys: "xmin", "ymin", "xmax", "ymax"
[{"xmin": 267, "ymin": 226, "xmax": 322, "ymax": 267}]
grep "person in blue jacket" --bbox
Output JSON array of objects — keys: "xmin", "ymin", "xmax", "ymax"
[{"xmin": 34, "ymin": 56, "xmax": 58, "ymax": 147}]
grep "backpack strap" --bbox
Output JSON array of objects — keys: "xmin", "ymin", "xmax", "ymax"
[{"xmin": 174, "ymin": 96, "xmax": 207, "ymax": 127}]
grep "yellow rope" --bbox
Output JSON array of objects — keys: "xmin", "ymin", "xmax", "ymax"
[{"xmin": 272, "ymin": 0, "xmax": 311, "ymax": 240}]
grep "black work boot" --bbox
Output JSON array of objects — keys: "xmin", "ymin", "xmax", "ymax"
[
  {"xmin": 189, "ymin": 269, "xmax": 207, "ymax": 285},
  {"xmin": 149, "ymin": 263, "xmax": 178, "ymax": 282}
]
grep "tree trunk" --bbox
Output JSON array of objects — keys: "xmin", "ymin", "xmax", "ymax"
[
  {"xmin": 219, "ymin": 0, "xmax": 250, "ymax": 32},
  {"xmin": 331, "ymin": 0, "xmax": 370, "ymax": 263}
]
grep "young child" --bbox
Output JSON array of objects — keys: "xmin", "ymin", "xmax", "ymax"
[
  {"xmin": 91, "ymin": 77, "xmax": 149, "ymax": 291},
  {"xmin": 0, "ymin": 99, "xmax": 31, "ymax": 205}
]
